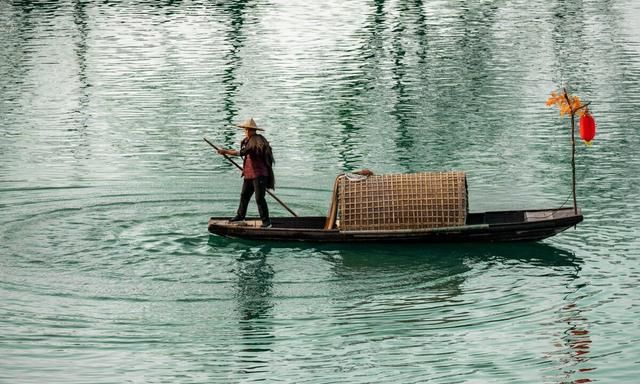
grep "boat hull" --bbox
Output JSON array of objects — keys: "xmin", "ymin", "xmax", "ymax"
[{"xmin": 208, "ymin": 208, "xmax": 583, "ymax": 243}]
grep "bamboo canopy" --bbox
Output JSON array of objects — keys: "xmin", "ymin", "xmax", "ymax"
[{"xmin": 325, "ymin": 171, "xmax": 468, "ymax": 231}]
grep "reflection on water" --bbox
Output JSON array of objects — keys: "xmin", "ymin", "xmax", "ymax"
[
  {"xmin": 219, "ymin": 0, "xmax": 253, "ymax": 147},
  {"xmin": 542, "ymin": 260, "xmax": 594, "ymax": 384},
  {"xmin": 323, "ymin": 242, "xmax": 581, "ymax": 315},
  {"xmin": 316, "ymin": 241, "xmax": 580, "ymax": 269},
  {"xmin": 217, "ymin": 239, "xmax": 589, "ymax": 382},
  {"xmin": 554, "ymin": 303, "xmax": 594, "ymax": 384},
  {"xmin": 235, "ymin": 246, "xmax": 274, "ymax": 321},
  {"xmin": 233, "ymin": 246, "xmax": 275, "ymax": 376}
]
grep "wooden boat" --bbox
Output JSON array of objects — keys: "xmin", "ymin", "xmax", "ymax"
[
  {"xmin": 208, "ymin": 207, "xmax": 582, "ymax": 243},
  {"xmin": 208, "ymin": 171, "xmax": 583, "ymax": 243}
]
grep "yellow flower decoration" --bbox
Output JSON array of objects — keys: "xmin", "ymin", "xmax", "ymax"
[{"xmin": 546, "ymin": 90, "xmax": 588, "ymax": 118}]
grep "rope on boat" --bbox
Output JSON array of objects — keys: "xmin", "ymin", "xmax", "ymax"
[{"xmin": 532, "ymin": 191, "xmax": 575, "ymax": 220}]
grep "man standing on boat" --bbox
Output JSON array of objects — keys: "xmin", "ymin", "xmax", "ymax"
[{"xmin": 217, "ymin": 118, "xmax": 275, "ymax": 228}]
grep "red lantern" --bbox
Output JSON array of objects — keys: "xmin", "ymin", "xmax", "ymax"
[{"xmin": 579, "ymin": 112, "xmax": 596, "ymax": 144}]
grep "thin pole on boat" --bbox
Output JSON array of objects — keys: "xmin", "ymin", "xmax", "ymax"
[
  {"xmin": 203, "ymin": 137, "xmax": 299, "ymax": 217},
  {"xmin": 562, "ymin": 89, "xmax": 590, "ymax": 216}
]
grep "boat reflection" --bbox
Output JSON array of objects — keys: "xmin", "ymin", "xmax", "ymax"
[
  {"xmin": 315, "ymin": 242, "xmax": 582, "ymax": 316},
  {"xmin": 311, "ymin": 241, "xmax": 581, "ymax": 270},
  {"xmin": 208, "ymin": 235, "xmax": 582, "ymax": 271}
]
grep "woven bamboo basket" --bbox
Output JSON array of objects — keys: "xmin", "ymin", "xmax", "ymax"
[{"xmin": 333, "ymin": 171, "xmax": 468, "ymax": 231}]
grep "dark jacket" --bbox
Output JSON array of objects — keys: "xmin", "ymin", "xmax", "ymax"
[{"xmin": 239, "ymin": 134, "xmax": 275, "ymax": 189}]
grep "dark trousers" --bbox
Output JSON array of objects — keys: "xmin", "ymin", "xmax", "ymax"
[{"xmin": 237, "ymin": 176, "xmax": 270, "ymax": 223}]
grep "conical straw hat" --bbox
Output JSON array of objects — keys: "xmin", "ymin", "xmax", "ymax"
[{"xmin": 236, "ymin": 118, "xmax": 264, "ymax": 131}]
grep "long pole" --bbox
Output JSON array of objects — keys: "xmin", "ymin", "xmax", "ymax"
[{"xmin": 203, "ymin": 137, "xmax": 299, "ymax": 217}]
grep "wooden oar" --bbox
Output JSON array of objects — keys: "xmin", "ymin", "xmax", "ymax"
[{"xmin": 203, "ymin": 137, "xmax": 298, "ymax": 217}]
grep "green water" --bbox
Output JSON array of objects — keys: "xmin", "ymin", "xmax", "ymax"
[{"xmin": 1, "ymin": 0, "xmax": 639, "ymax": 382}]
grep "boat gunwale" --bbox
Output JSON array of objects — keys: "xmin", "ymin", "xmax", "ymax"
[{"xmin": 208, "ymin": 207, "xmax": 583, "ymax": 238}]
